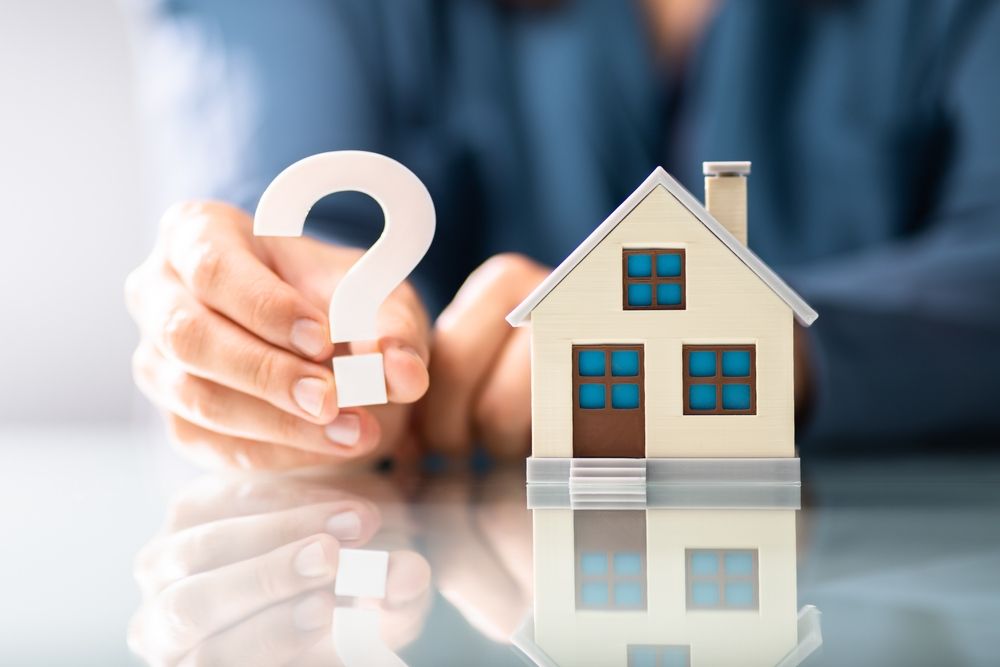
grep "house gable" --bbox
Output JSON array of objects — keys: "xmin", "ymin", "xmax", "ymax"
[{"xmin": 507, "ymin": 167, "xmax": 817, "ymax": 328}]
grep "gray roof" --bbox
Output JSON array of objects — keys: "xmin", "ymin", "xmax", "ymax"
[{"xmin": 506, "ymin": 166, "xmax": 818, "ymax": 327}]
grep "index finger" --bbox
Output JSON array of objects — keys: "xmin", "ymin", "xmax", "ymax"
[{"xmin": 161, "ymin": 201, "xmax": 334, "ymax": 360}]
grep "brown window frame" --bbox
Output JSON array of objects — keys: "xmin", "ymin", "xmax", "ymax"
[
  {"xmin": 622, "ymin": 248, "xmax": 686, "ymax": 310},
  {"xmin": 572, "ymin": 344, "xmax": 645, "ymax": 414},
  {"xmin": 685, "ymin": 548, "xmax": 759, "ymax": 611},
  {"xmin": 682, "ymin": 344, "xmax": 757, "ymax": 415}
]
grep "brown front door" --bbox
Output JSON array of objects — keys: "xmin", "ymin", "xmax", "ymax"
[{"xmin": 572, "ymin": 344, "xmax": 645, "ymax": 458}]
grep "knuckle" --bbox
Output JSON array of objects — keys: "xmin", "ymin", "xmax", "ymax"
[
  {"xmin": 187, "ymin": 242, "xmax": 228, "ymax": 295},
  {"xmin": 163, "ymin": 308, "xmax": 206, "ymax": 364},
  {"xmin": 154, "ymin": 585, "xmax": 200, "ymax": 646},
  {"xmin": 247, "ymin": 282, "xmax": 293, "ymax": 333},
  {"xmin": 273, "ymin": 411, "xmax": 305, "ymax": 445},
  {"xmin": 249, "ymin": 349, "xmax": 280, "ymax": 395},
  {"xmin": 177, "ymin": 375, "xmax": 220, "ymax": 425},
  {"xmin": 252, "ymin": 560, "xmax": 287, "ymax": 602}
]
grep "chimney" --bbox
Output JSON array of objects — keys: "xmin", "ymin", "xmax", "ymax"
[{"xmin": 703, "ymin": 161, "xmax": 750, "ymax": 245}]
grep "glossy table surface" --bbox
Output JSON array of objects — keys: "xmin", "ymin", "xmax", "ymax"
[{"xmin": 2, "ymin": 427, "xmax": 998, "ymax": 666}]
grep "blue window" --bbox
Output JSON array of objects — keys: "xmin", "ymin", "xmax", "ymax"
[
  {"xmin": 578, "ymin": 350, "xmax": 605, "ymax": 376},
  {"xmin": 614, "ymin": 582, "xmax": 644, "ymax": 606},
  {"xmin": 627, "ymin": 283, "xmax": 653, "ymax": 307},
  {"xmin": 623, "ymin": 249, "xmax": 685, "ymax": 310},
  {"xmin": 688, "ymin": 350, "xmax": 716, "ymax": 376},
  {"xmin": 657, "ymin": 283, "xmax": 682, "ymax": 305},
  {"xmin": 581, "ymin": 582, "xmax": 608, "ymax": 606},
  {"xmin": 688, "ymin": 385, "xmax": 716, "ymax": 410},
  {"xmin": 614, "ymin": 552, "xmax": 643, "ymax": 575},
  {"xmin": 627, "ymin": 253, "xmax": 652, "ymax": 277},
  {"xmin": 687, "ymin": 549, "xmax": 758, "ymax": 610},
  {"xmin": 656, "ymin": 252, "xmax": 682, "ymax": 277},
  {"xmin": 721, "ymin": 350, "xmax": 751, "ymax": 377},
  {"xmin": 684, "ymin": 346, "xmax": 755, "ymax": 414},
  {"xmin": 612, "ymin": 384, "xmax": 640, "ymax": 409},
  {"xmin": 581, "ymin": 552, "xmax": 608, "ymax": 575},
  {"xmin": 722, "ymin": 384, "xmax": 751, "ymax": 410},
  {"xmin": 579, "ymin": 384, "xmax": 605, "ymax": 409},
  {"xmin": 611, "ymin": 350, "xmax": 639, "ymax": 376},
  {"xmin": 690, "ymin": 551, "xmax": 719, "ymax": 576},
  {"xmin": 574, "ymin": 346, "xmax": 644, "ymax": 412}
]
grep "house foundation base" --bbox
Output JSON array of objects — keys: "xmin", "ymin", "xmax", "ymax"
[{"xmin": 527, "ymin": 456, "xmax": 800, "ymax": 486}]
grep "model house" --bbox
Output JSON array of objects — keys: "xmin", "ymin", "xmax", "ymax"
[
  {"xmin": 513, "ymin": 503, "xmax": 821, "ymax": 667},
  {"xmin": 507, "ymin": 163, "xmax": 817, "ymax": 483}
]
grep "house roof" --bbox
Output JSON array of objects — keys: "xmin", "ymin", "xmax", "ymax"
[{"xmin": 506, "ymin": 166, "xmax": 818, "ymax": 327}]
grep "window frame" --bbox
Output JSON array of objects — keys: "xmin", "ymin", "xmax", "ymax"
[
  {"xmin": 682, "ymin": 344, "xmax": 757, "ymax": 415},
  {"xmin": 572, "ymin": 344, "xmax": 645, "ymax": 413},
  {"xmin": 685, "ymin": 548, "xmax": 759, "ymax": 611},
  {"xmin": 622, "ymin": 248, "xmax": 686, "ymax": 311}
]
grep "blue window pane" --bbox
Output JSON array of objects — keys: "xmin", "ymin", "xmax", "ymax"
[
  {"xmin": 688, "ymin": 350, "xmax": 716, "ymax": 376},
  {"xmin": 581, "ymin": 582, "xmax": 608, "ymax": 606},
  {"xmin": 614, "ymin": 582, "xmax": 643, "ymax": 607},
  {"xmin": 610, "ymin": 350, "xmax": 639, "ymax": 376},
  {"xmin": 690, "ymin": 551, "xmax": 719, "ymax": 575},
  {"xmin": 628, "ymin": 646, "xmax": 657, "ymax": 667},
  {"xmin": 612, "ymin": 384, "xmax": 640, "ymax": 409},
  {"xmin": 688, "ymin": 385, "xmax": 716, "ymax": 410},
  {"xmin": 662, "ymin": 647, "xmax": 690, "ymax": 667},
  {"xmin": 722, "ymin": 384, "xmax": 751, "ymax": 410},
  {"xmin": 613, "ymin": 552, "xmax": 642, "ymax": 575},
  {"xmin": 580, "ymin": 552, "xmax": 607, "ymax": 575},
  {"xmin": 724, "ymin": 551, "xmax": 754, "ymax": 575},
  {"xmin": 656, "ymin": 283, "xmax": 682, "ymax": 306},
  {"xmin": 656, "ymin": 252, "xmax": 682, "ymax": 277},
  {"xmin": 691, "ymin": 582, "xmax": 720, "ymax": 606},
  {"xmin": 579, "ymin": 384, "xmax": 606, "ymax": 409},
  {"xmin": 628, "ymin": 283, "xmax": 653, "ymax": 307},
  {"xmin": 627, "ymin": 253, "xmax": 652, "ymax": 277},
  {"xmin": 721, "ymin": 350, "xmax": 751, "ymax": 377},
  {"xmin": 724, "ymin": 582, "xmax": 755, "ymax": 607},
  {"xmin": 578, "ymin": 350, "xmax": 605, "ymax": 376}
]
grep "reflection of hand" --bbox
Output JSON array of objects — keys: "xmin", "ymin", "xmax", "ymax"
[
  {"xmin": 129, "ymin": 476, "xmax": 431, "ymax": 665},
  {"xmin": 420, "ymin": 469, "xmax": 533, "ymax": 642},
  {"xmin": 125, "ymin": 201, "xmax": 430, "ymax": 469},
  {"xmin": 419, "ymin": 254, "xmax": 549, "ymax": 459}
]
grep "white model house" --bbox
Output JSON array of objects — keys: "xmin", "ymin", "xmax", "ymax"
[
  {"xmin": 513, "ymin": 504, "xmax": 822, "ymax": 667},
  {"xmin": 507, "ymin": 163, "xmax": 817, "ymax": 483}
]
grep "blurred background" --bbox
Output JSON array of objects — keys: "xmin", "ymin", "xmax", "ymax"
[{"xmin": 0, "ymin": 0, "xmax": 148, "ymax": 428}]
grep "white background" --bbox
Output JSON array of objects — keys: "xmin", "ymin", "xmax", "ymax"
[{"xmin": 0, "ymin": 0, "xmax": 150, "ymax": 425}]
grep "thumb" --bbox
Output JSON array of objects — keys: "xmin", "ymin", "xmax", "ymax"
[{"xmin": 347, "ymin": 283, "xmax": 430, "ymax": 404}]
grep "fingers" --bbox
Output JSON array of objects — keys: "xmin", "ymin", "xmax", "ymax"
[
  {"xmin": 472, "ymin": 327, "xmax": 532, "ymax": 460},
  {"xmin": 145, "ymin": 535, "xmax": 340, "ymax": 656},
  {"xmin": 421, "ymin": 254, "xmax": 547, "ymax": 454},
  {"xmin": 159, "ymin": 201, "xmax": 335, "ymax": 361},
  {"xmin": 175, "ymin": 592, "xmax": 334, "ymax": 667},
  {"xmin": 136, "ymin": 500, "xmax": 381, "ymax": 596},
  {"xmin": 132, "ymin": 269, "xmax": 340, "ymax": 423},
  {"xmin": 133, "ymin": 342, "xmax": 382, "ymax": 457}
]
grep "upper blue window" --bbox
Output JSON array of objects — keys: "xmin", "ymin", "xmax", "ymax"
[{"xmin": 623, "ymin": 249, "xmax": 685, "ymax": 310}]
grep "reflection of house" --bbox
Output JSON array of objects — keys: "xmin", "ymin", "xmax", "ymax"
[{"xmin": 514, "ymin": 502, "xmax": 821, "ymax": 667}]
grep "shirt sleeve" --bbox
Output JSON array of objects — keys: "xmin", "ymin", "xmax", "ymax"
[{"xmin": 793, "ymin": 3, "xmax": 1000, "ymax": 447}]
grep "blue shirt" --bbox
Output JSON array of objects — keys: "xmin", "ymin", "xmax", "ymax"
[{"xmin": 132, "ymin": 0, "xmax": 1000, "ymax": 446}]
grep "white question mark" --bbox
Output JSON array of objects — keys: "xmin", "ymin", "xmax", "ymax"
[{"xmin": 253, "ymin": 151, "xmax": 435, "ymax": 408}]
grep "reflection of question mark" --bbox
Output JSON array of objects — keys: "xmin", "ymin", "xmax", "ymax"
[{"xmin": 253, "ymin": 151, "xmax": 435, "ymax": 408}]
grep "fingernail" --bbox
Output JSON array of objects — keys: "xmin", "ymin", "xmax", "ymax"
[
  {"xmin": 291, "ymin": 319, "xmax": 326, "ymax": 357},
  {"xmin": 293, "ymin": 377, "xmax": 327, "ymax": 417},
  {"xmin": 325, "ymin": 413, "xmax": 361, "ymax": 446},
  {"xmin": 293, "ymin": 541, "xmax": 331, "ymax": 578},
  {"xmin": 292, "ymin": 593, "xmax": 333, "ymax": 632},
  {"xmin": 326, "ymin": 511, "xmax": 362, "ymax": 540}
]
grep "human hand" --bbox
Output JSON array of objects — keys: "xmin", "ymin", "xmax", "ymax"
[
  {"xmin": 418, "ymin": 254, "xmax": 549, "ymax": 459},
  {"xmin": 126, "ymin": 201, "xmax": 430, "ymax": 469},
  {"xmin": 129, "ymin": 475, "xmax": 432, "ymax": 666}
]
